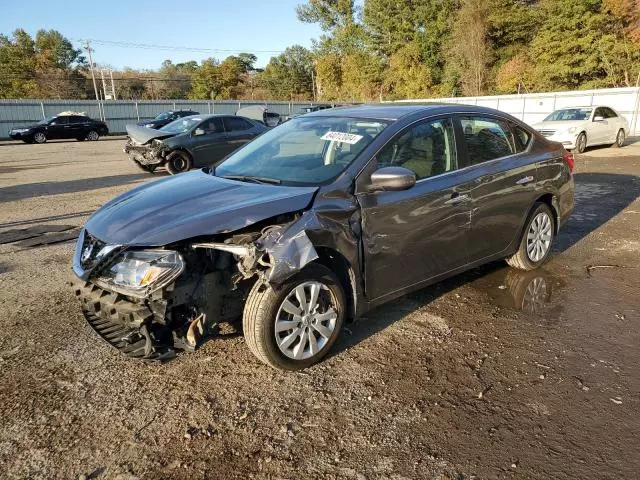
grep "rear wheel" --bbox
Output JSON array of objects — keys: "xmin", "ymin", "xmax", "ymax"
[
  {"xmin": 613, "ymin": 129, "xmax": 625, "ymax": 148},
  {"xmin": 33, "ymin": 132, "xmax": 47, "ymax": 144},
  {"xmin": 243, "ymin": 264, "xmax": 345, "ymax": 370},
  {"xmin": 165, "ymin": 151, "xmax": 192, "ymax": 175},
  {"xmin": 575, "ymin": 132, "xmax": 587, "ymax": 153},
  {"xmin": 506, "ymin": 202, "xmax": 555, "ymax": 271},
  {"xmin": 85, "ymin": 130, "xmax": 99, "ymax": 141}
]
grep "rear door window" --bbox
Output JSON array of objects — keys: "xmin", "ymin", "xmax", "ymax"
[
  {"xmin": 69, "ymin": 116, "xmax": 88, "ymax": 124},
  {"xmin": 224, "ymin": 117, "xmax": 254, "ymax": 132},
  {"xmin": 458, "ymin": 117, "xmax": 517, "ymax": 166}
]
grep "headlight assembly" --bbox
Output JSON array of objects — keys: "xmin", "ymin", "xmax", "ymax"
[
  {"xmin": 145, "ymin": 123, "xmax": 156, "ymax": 128},
  {"xmin": 96, "ymin": 250, "xmax": 184, "ymax": 297}
]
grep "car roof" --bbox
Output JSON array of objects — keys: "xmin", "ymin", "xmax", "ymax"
[{"xmin": 305, "ymin": 103, "xmax": 511, "ymax": 121}]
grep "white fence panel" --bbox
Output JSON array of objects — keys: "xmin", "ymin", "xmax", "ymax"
[{"xmin": 397, "ymin": 87, "xmax": 640, "ymax": 135}]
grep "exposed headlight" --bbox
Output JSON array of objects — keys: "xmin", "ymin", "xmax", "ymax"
[
  {"xmin": 97, "ymin": 250, "xmax": 184, "ymax": 297},
  {"xmin": 145, "ymin": 123, "xmax": 156, "ymax": 128},
  {"xmin": 567, "ymin": 127, "xmax": 577, "ymax": 134}
]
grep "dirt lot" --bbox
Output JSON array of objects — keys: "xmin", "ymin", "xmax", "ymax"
[{"xmin": 0, "ymin": 136, "xmax": 639, "ymax": 480}]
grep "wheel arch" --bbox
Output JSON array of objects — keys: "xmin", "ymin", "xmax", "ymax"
[
  {"xmin": 534, "ymin": 193, "xmax": 560, "ymax": 235},
  {"xmin": 313, "ymin": 246, "xmax": 357, "ymax": 321}
]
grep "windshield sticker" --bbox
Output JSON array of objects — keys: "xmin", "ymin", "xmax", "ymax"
[{"xmin": 321, "ymin": 131, "xmax": 363, "ymax": 144}]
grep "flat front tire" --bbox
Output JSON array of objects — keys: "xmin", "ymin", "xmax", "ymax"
[
  {"xmin": 165, "ymin": 151, "xmax": 192, "ymax": 174},
  {"xmin": 243, "ymin": 264, "xmax": 345, "ymax": 370},
  {"xmin": 506, "ymin": 202, "xmax": 555, "ymax": 271}
]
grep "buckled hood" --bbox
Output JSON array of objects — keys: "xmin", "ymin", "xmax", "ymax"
[
  {"xmin": 84, "ymin": 170, "xmax": 318, "ymax": 246},
  {"xmin": 126, "ymin": 124, "xmax": 179, "ymax": 144}
]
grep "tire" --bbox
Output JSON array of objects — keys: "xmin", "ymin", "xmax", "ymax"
[
  {"xmin": 243, "ymin": 263, "xmax": 346, "ymax": 370},
  {"xmin": 613, "ymin": 129, "xmax": 625, "ymax": 148},
  {"xmin": 575, "ymin": 132, "xmax": 587, "ymax": 153},
  {"xmin": 85, "ymin": 130, "xmax": 99, "ymax": 141},
  {"xmin": 33, "ymin": 132, "xmax": 47, "ymax": 144},
  {"xmin": 506, "ymin": 202, "xmax": 555, "ymax": 271},
  {"xmin": 165, "ymin": 151, "xmax": 193, "ymax": 175}
]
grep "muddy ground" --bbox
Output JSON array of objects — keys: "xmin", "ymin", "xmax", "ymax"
[{"xmin": 0, "ymin": 136, "xmax": 639, "ymax": 480}]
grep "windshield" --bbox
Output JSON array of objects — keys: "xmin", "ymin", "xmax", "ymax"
[
  {"xmin": 215, "ymin": 116, "xmax": 388, "ymax": 185},
  {"xmin": 37, "ymin": 117, "xmax": 54, "ymax": 125},
  {"xmin": 159, "ymin": 116, "xmax": 202, "ymax": 134},
  {"xmin": 154, "ymin": 112, "xmax": 172, "ymax": 120},
  {"xmin": 544, "ymin": 108, "xmax": 592, "ymax": 121}
]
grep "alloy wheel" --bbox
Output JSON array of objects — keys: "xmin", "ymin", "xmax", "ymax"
[
  {"xmin": 526, "ymin": 212, "xmax": 553, "ymax": 262},
  {"xmin": 86, "ymin": 131, "xmax": 99, "ymax": 141},
  {"xmin": 274, "ymin": 281, "xmax": 338, "ymax": 360},
  {"xmin": 34, "ymin": 132, "xmax": 46, "ymax": 143},
  {"xmin": 617, "ymin": 130, "xmax": 625, "ymax": 147}
]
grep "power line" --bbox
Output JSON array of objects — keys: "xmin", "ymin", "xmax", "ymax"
[{"xmin": 79, "ymin": 38, "xmax": 285, "ymax": 54}]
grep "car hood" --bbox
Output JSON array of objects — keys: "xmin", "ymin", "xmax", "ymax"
[
  {"xmin": 532, "ymin": 120, "xmax": 585, "ymax": 131},
  {"xmin": 126, "ymin": 124, "xmax": 177, "ymax": 144},
  {"xmin": 85, "ymin": 169, "xmax": 318, "ymax": 246}
]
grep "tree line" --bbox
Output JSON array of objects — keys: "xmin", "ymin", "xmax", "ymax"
[{"xmin": 1, "ymin": 0, "xmax": 639, "ymax": 102}]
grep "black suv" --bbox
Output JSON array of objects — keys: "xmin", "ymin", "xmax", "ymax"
[
  {"xmin": 137, "ymin": 110, "xmax": 199, "ymax": 129},
  {"xmin": 9, "ymin": 114, "xmax": 109, "ymax": 143}
]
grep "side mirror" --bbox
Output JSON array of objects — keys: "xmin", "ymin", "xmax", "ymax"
[
  {"xmin": 193, "ymin": 128, "xmax": 205, "ymax": 136},
  {"xmin": 369, "ymin": 166, "xmax": 416, "ymax": 192},
  {"xmin": 593, "ymin": 116, "xmax": 605, "ymax": 122}
]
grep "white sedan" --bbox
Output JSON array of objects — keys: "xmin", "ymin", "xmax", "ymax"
[{"xmin": 532, "ymin": 106, "xmax": 630, "ymax": 153}]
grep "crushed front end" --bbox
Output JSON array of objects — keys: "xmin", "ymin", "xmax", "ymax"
[
  {"xmin": 124, "ymin": 138, "xmax": 168, "ymax": 171},
  {"xmin": 70, "ymin": 217, "xmax": 318, "ymax": 362}
]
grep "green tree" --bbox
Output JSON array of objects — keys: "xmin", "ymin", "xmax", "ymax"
[
  {"xmin": 261, "ymin": 45, "xmax": 314, "ymax": 99},
  {"xmin": 189, "ymin": 58, "xmax": 222, "ymax": 99}
]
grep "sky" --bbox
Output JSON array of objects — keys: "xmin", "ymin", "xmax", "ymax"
[{"xmin": 1, "ymin": 0, "xmax": 324, "ymax": 69}]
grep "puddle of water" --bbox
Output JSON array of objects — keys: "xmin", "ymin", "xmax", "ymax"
[{"xmin": 469, "ymin": 267, "xmax": 566, "ymax": 319}]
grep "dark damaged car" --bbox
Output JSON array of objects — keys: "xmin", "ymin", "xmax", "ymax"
[
  {"xmin": 71, "ymin": 104, "xmax": 574, "ymax": 370},
  {"xmin": 124, "ymin": 114, "xmax": 267, "ymax": 174}
]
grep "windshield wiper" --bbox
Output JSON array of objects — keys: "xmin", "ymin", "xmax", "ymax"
[{"xmin": 221, "ymin": 175, "xmax": 281, "ymax": 185}]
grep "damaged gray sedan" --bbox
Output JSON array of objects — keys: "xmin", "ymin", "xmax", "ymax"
[{"xmin": 71, "ymin": 104, "xmax": 574, "ymax": 370}]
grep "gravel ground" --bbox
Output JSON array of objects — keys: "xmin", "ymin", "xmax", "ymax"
[{"xmin": 0, "ymin": 136, "xmax": 639, "ymax": 480}]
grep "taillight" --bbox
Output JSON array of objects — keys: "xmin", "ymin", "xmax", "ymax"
[{"xmin": 563, "ymin": 150, "xmax": 574, "ymax": 173}]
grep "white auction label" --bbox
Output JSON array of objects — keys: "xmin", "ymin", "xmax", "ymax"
[{"xmin": 321, "ymin": 131, "xmax": 363, "ymax": 144}]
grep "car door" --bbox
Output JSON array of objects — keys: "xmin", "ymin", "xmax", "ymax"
[
  {"xmin": 456, "ymin": 115, "xmax": 539, "ymax": 262},
  {"xmin": 590, "ymin": 107, "xmax": 612, "ymax": 144},
  {"xmin": 67, "ymin": 116, "xmax": 88, "ymax": 138},
  {"xmin": 602, "ymin": 107, "xmax": 622, "ymax": 142},
  {"xmin": 357, "ymin": 116, "xmax": 473, "ymax": 300},
  {"xmin": 189, "ymin": 117, "xmax": 229, "ymax": 167},
  {"xmin": 47, "ymin": 116, "xmax": 70, "ymax": 139},
  {"xmin": 222, "ymin": 116, "xmax": 260, "ymax": 156}
]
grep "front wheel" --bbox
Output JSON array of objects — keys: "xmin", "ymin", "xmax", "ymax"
[
  {"xmin": 575, "ymin": 132, "xmax": 587, "ymax": 154},
  {"xmin": 506, "ymin": 202, "xmax": 555, "ymax": 271},
  {"xmin": 165, "ymin": 151, "xmax": 193, "ymax": 174},
  {"xmin": 613, "ymin": 129, "xmax": 625, "ymax": 148},
  {"xmin": 33, "ymin": 132, "xmax": 47, "ymax": 144},
  {"xmin": 243, "ymin": 264, "xmax": 345, "ymax": 370}
]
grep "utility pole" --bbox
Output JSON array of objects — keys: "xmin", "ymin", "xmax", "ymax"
[
  {"xmin": 110, "ymin": 69, "xmax": 117, "ymax": 100},
  {"xmin": 84, "ymin": 40, "xmax": 104, "ymax": 121}
]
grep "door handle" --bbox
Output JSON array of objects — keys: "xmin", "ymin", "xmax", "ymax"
[
  {"xmin": 444, "ymin": 193, "xmax": 470, "ymax": 205},
  {"xmin": 516, "ymin": 176, "xmax": 534, "ymax": 185}
]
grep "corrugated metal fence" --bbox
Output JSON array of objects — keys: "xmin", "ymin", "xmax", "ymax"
[
  {"xmin": 397, "ymin": 86, "xmax": 640, "ymax": 135},
  {"xmin": 0, "ymin": 100, "xmax": 317, "ymax": 138}
]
